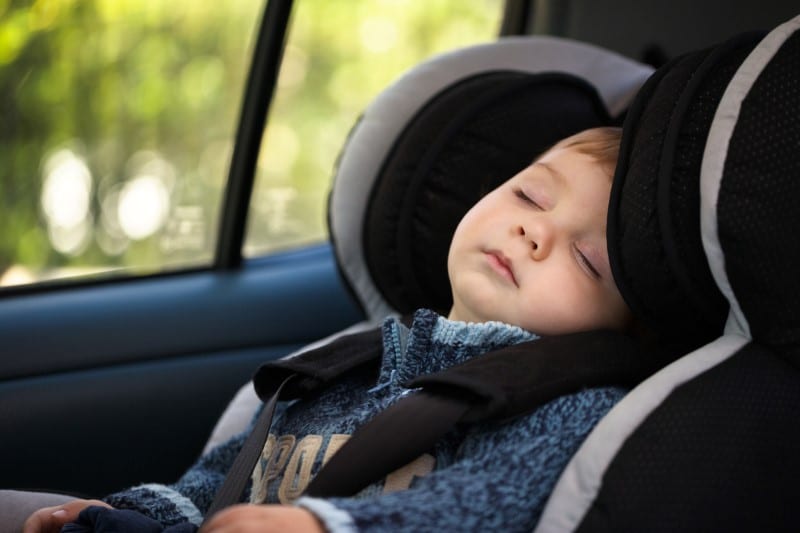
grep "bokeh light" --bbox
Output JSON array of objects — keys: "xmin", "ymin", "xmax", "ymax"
[{"xmin": 40, "ymin": 148, "xmax": 93, "ymax": 255}]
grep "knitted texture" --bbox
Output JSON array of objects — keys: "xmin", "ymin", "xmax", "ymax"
[{"xmin": 104, "ymin": 309, "xmax": 624, "ymax": 531}]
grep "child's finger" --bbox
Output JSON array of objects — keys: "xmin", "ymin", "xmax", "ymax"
[
  {"xmin": 23, "ymin": 499, "xmax": 112, "ymax": 533},
  {"xmin": 22, "ymin": 506, "xmax": 68, "ymax": 533}
]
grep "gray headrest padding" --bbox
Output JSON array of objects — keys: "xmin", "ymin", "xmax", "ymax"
[{"xmin": 330, "ymin": 36, "xmax": 653, "ymax": 321}]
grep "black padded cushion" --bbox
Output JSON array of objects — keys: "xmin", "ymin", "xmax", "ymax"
[
  {"xmin": 720, "ymin": 31, "xmax": 800, "ymax": 359},
  {"xmin": 576, "ymin": 343, "xmax": 800, "ymax": 532},
  {"xmin": 571, "ymin": 25, "xmax": 800, "ymax": 532},
  {"xmin": 364, "ymin": 72, "xmax": 612, "ymax": 315},
  {"xmin": 608, "ymin": 32, "xmax": 764, "ymax": 349}
]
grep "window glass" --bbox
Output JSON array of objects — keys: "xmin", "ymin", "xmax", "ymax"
[
  {"xmin": 0, "ymin": 0, "xmax": 261, "ymax": 287},
  {"xmin": 244, "ymin": 0, "xmax": 503, "ymax": 256}
]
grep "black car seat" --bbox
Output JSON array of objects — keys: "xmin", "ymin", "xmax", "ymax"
[
  {"xmin": 536, "ymin": 14, "xmax": 800, "ymax": 532},
  {"xmin": 209, "ymin": 13, "xmax": 800, "ymax": 529},
  {"xmin": 324, "ymin": 14, "xmax": 800, "ymax": 530},
  {"xmin": 204, "ymin": 35, "xmax": 654, "ymax": 452},
  {"xmin": 5, "ymin": 14, "xmax": 799, "ymax": 533},
  {"xmin": 329, "ymin": 36, "xmax": 652, "ymax": 321}
]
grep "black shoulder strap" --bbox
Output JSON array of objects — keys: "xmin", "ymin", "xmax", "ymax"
[
  {"xmin": 305, "ymin": 329, "xmax": 661, "ymax": 498},
  {"xmin": 204, "ymin": 326, "xmax": 384, "ymax": 521},
  {"xmin": 410, "ymin": 329, "xmax": 673, "ymax": 422},
  {"xmin": 204, "ymin": 374, "xmax": 296, "ymax": 520},
  {"xmin": 207, "ymin": 328, "xmax": 667, "ymax": 515},
  {"xmin": 252, "ymin": 326, "xmax": 384, "ymax": 400},
  {"xmin": 306, "ymin": 389, "xmax": 469, "ymax": 497}
]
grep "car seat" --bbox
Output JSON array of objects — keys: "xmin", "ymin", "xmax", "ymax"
[
  {"xmin": 208, "ymin": 13, "xmax": 800, "ymax": 529},
  {"xmin": 535, "ymin": 13, "xmax": 800, "ymax": 532},
  {"xmin": 204, "ymin": 35, "xmax": 654, "ymax": 453},
  {"xmin": 5, "ymin": 13, "xmax": 799, "ymax": 533}
]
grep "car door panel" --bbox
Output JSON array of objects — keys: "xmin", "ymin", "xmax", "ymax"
[{"xmin": 0, "ymin": 244, "xmax": 363, "ymax": 496}]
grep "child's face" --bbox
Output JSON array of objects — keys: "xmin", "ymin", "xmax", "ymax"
[{"xmin": 447, "ymin": 145, "xmax": 630, "ymax": 335}]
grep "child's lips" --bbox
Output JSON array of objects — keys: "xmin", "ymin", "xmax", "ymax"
[{"xmin": 485, "ymin": 251, "xmax": 518, "ymax": 287}]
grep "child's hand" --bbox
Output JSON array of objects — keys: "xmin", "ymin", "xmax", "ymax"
[
  {"xmin": 201, "ymin": 504, "xmax": 325, "ymax": 533},
  {"xmin": 23, "ymin": 498, "xmax": 113, "ymax": 533}
]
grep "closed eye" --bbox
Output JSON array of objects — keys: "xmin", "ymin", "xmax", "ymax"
[
  {"xmin": 573, "ymin": 245, "xmax": 601, "ymax": 280},
  {"xmin": 513, "ymin": 188, "xmax": 543, "ymax": 210}
]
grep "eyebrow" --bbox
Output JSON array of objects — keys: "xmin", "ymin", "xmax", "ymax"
[{"xmin": 533, "ymin": 160, "xmax": 566, "ymax": 186}]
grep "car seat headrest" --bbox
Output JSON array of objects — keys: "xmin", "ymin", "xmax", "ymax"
[
  {"xmin": 607, "ymin": 33, "xmax": 762, "ymax": 348},
  {"xmin": 709, "ymin": 21, "xmax": 800, "ymax": 358},
  {"xmin": 329, "ymin": 37, "xmax": 653, "ymax": 321},
  {"xmin": 608, "ymin": 15, "xmax": 800, "ymax": 360},
  {"xmin": 364, "ymin": 72, "xmax": 612, "ymax": 316},
  {"xmin": 537, "ymin": 17, "xmax": 800, "ymax": 531}
]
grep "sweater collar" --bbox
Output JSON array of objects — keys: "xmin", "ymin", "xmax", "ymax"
[{"xmin": 378, "ymin": 309, "xmax": 538, "ymax": 388}]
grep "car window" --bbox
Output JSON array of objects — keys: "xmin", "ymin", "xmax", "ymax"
[
  {"xmin": 243, "ymin": 0, "xmax": 503, "ymax": 256},
  {"xmin": 0, "ymin": 1, "xmax": 262, "ymax": 287},
  {"xmin": 0, "ymin": 0, "xmax": 501, "ymax": 289}
]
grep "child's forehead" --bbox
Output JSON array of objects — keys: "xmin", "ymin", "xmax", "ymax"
[
  {"xmin": 527, "ymin": 160, "xmax": 565, "ymax": 184},
  {"xmin": 533, "ymin": 146, "xmax": 615, "ymax": 184},
  {"xmin": 529, "ymin": 147, "xmax": 603, "ymax": 176}
]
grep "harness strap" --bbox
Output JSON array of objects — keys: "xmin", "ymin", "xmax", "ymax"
[
  {"xmin": 410, "ymin": 329, "xmax": 672, "ymax": 422},
  {"xmin": 307, "ymin": 330, "xmax": 662, "ymax": 498},
  {"xmin": 252, "ymin": 327, "xmax": 384, "ymax": 400},
  {"xmin": 204, "ymin": 374, "xmax": 296, "ymax": 521},
  {"xmin": 207, "ymin": 327, "xmax": 667, "ymax": 514},
  {"xmin": 306, "ymin": 390, "xmax": 471, "ymax": 497},
  {"xmin": 205, "ymin": 327, "xmax": 383, "ymax": 519}
]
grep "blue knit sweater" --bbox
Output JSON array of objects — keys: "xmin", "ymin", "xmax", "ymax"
[{"xmin": 104, "ymin": 309, "xmax": 626, "ymax": 532}]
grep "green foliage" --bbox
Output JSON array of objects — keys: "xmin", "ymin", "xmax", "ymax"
[
  {"xmin": 0, "ymin": 0, "xmax": 500, "ymax": 286},
  {"xmin": 246, "ymin": 0, "xmax": 502, "ymax": 255},
  {"xmin": 0, "ymin": 0, "xmax": 257, "ymax": 282}
]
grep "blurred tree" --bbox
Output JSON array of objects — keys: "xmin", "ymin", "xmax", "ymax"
[
  {"xmin": 0, "ymin": 0, "xmax": 259, "ymax": 283},
  {"xmin": 0, "ymin": 0, "xmax": 501, "ymax": 286},
  {"xmin": 245, "ymin": 0, "xmax": 502, "ymax": 255}
]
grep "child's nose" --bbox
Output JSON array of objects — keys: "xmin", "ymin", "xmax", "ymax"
[{"xmin": 515, "ymin": 224, "xmax": 552, "ymax": 259}]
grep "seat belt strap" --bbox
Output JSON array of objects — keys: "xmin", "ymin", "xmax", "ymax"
[
  {"xmin": 305, "ymin": 390, "xmax": 472, "ymax": 497},
  {"xmin": 204, "ymin": 374, "xmax": 296, "ymax": 521},
  {"xmin": 306, "ymin": 330, "xmax": 664, "ymax": 498},
  {"xmin": 204, "ymin": 327, "xmax": 386, "ymax": 520},
  {"xmin": 252, "ymin": 327, "xmax": 384, "ymax": 401},
  {"xmin": 207, "ymin": 328, "xmax": 664, "ymax": 513}
]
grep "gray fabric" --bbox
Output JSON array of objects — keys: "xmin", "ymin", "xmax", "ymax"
[{"xmin": 0, "ymin": 489, "xmax": 74, "ymax": 533}]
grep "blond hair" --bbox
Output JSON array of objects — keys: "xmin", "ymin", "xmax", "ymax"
[{"xmin": 542, "ymin": 126, "xmax": 622, "ymax": 178}]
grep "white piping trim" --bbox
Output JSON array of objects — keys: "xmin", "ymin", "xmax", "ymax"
[
  {"xmin": 534, "ymin": 334, "xmax": 748, "ymax": 532},
  {"xmin": 700, "ymin": 14, "xmax": 800, "ymax": 338}
]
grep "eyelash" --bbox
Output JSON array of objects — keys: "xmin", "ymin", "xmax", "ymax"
[
  {"xmin": 513, "ymin": 186, "xmax": 601, "ymax": 281},
  {"xmin": 513, "ymin": 188, "xmax": 543, "ymax": 209},
  {"xmin": 574, "ymin": 245, "xmax": 601, "ymax": 280}
]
